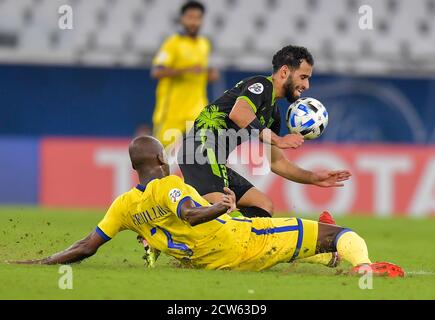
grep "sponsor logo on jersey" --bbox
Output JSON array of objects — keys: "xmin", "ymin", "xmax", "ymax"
[
  {"xmin": 155, "ymin": 51, "xmax": 168, "ymax": 64},
  {"xmin": 169, "ymin": 188, "xmax": 182, "ymax": 203},
  {"xmin": 248, "ymin": 83, "xmax": 264, "ymax": 94},
  {"xmin": 260, "ymin": 116, "xmax": 266, "ymax": 126}
]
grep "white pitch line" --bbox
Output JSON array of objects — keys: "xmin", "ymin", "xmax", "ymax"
[{"xmin": 405, "ymin": 271, "xmax": 435, "ymax": 276}]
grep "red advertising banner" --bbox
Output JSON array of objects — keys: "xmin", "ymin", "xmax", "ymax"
[
  {"xmin": 230, "ymin": 143, "xmax": 435, "ymax": 217},
  {"xmin": 40, "ymin": 137, "xmax": 134, "ymax": 208},
  {"xmin": 40, "ymin": 138, "xmax": 435, "ymax": 217}
]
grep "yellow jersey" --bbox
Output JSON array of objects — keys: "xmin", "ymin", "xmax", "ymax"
[
  {"xmin": 97, "ymin": 175, "xmax": 318, "ymax": 271},
  {"xmin": 152, "ymin": 34, "xmax": 211, "ymax": 143}
]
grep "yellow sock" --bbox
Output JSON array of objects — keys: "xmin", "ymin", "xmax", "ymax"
[
  {"xmin": 298, "ymin": 253, "xmax": 334, "ymax": 266},
  {"xmin": 336, "ymin": 231, "xmax": 371, "ymax": 266}
]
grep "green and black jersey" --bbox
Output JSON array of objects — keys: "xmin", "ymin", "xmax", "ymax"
[{"xmin": 179, "ymin": 75, "xmax": 281, "ymax": 164}]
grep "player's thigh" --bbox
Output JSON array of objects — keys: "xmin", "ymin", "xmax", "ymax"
[
  {"xmin": 237, "ymin": 187, "xmax": 274, "ymax": 213},
  {"xmin": 179, "ymin": 162, "xmax": 227, "ymax": 197},
  {"xmin": 242, "ymin": 218, "xmax": 317, "ymax": 270},
  {"xmin": 250, "ymin": 218, "xmax": 318, "ymax": 264},
  {"xmin": 225, "ymin": 168, "xmax": 267, "ymax": 205}
]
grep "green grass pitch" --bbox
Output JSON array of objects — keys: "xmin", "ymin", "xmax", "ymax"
[{"xmin": 0, "ymin": 206, "xmax": 434, "ymax": 300}]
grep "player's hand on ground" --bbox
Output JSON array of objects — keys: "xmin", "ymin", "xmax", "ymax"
[
  {"xmin": 276, "ymin": 133, "xmax": 304, "ymax": 149},
  {"xmin": 5, "ymin": 259, "xmax": 42, "ymax": 265},
  {"xmin": 311, "ymin": 170, "xmax": 352, "ymax": 187},
  {"xmin": 222, "ymin": 187, "xmax": 237, "ymax": 213}
]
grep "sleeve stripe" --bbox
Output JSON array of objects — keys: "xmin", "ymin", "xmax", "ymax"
[
  {"xmin": 95, "ymin": 227, "xmax": 111, "ymax": 242},
  {"xmin": 176, "ymin": 196, "xmax": 192, "ymax": 218},
  {"xmin": 237, "ymin": 96, "xmax": 257, "ymax": 113}
]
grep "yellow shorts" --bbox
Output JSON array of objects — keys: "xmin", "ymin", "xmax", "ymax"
[{"xmin": 234, "ymin": 217, "xmax": 318, "ymax": 271}]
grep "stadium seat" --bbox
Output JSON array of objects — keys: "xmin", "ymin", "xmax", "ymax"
[{"xmin": 0, "ymin": 0, "xmax": 433, "ymax": 73}]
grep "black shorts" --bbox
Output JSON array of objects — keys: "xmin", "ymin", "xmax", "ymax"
[{"xmin": 179, "ymin": 162, "xmax": 254, "ymax": 202}]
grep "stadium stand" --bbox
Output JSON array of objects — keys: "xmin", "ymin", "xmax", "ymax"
[{"xmin": 0, "ymin": 0, "xmax": 434, "ymax": 73}]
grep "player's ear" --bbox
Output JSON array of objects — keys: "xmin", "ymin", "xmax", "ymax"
[
  {"xmin": 157, "ymin": 153, "xmax": 168, "ymax": 166},
  {"xmin": 157, "ymin": 152, "xmax": 170, "ymax": 176},
  {"xmin": 280, "ymin": 65, "xmax": 290, "ymax": 79}
]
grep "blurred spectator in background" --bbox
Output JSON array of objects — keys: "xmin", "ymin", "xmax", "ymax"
[{"xmin": 151, "ymin": 1, "xmax": 219, "ymax": 147}]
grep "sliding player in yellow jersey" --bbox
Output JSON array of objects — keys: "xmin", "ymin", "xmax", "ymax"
[{"xmin": 9, "ymin": 136, "xmax": 404, "ymax": 276}]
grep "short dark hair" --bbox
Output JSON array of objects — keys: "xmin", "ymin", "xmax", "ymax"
[
  {"xmin": 181, "ymin": 1, "xmax": 205, "ymax": 15},
  {"xmin": 272, "ymin": 45, "xmax": 314, "ymax": 73}
]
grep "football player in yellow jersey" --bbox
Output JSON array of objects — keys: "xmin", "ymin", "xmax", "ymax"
[
  {"xmin": 151, "ymin": 1, "xmax": 219, "ymax": 147},
  {"xmin": 10, "ymin": 136, "xmax": 404, "ymax": 277}
]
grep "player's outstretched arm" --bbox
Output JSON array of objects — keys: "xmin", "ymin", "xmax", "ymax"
[
  {"xmin": 261, "ymin": 130, "xmax": 304, "ymax": 149},
  {"xmin": 310, "ymin": 169, "xmax": 352, "ymax": 187},
  {"xmin": 7, "ymin": 230, "xmax": 107, "ymax": 265},
  {"xmin": 180, "ymin": 187, "xmax": 236, "ymax": 226},
  {"xmin": 270, "ymin": 145, "xmax": 351, "ymax": 186},
  {"xmin": 151, "ymin": 65, "xmax": 205, "ymax": 79},
  {"xmin": 229, "ymin": 99, "xmax": 303, "ymax": 149}
]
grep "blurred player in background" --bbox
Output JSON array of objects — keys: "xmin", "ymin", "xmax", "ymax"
[
  {"xmin": 151, "ymin": 1, "xmax": 219, "ymax": 147},
  {"xmin": 8, "ymin": 136, "xmax": 404, "ymax": 278}
]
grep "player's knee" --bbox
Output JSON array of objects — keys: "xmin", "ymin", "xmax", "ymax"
[
  {"xmin": 260, "ymin": 199, "xmax": 274, "ymax": 215},
  {"xmin": 316, "ymin": 223, "xmax": 346, "ymax": 253}
]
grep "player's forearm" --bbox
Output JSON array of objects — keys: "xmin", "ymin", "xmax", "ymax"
[
  {"xmin": 10, "ymin": 247, "xmax": 94, "ymax": 265},
  {"xmin": 271, "ymin": 158, "xmax": 314, "ymax": 184},
  {"xmin": 42, "ymin": 246, "xmax": 95, "ymax": 264},
  {"xmin": 9, "ymin": 229, "xmax": 105, "ymax": 266},
  {"xmin": 151, "ymin": 66, "xmax": 184, "ymax": 79},
  {"xmin": 260, "ymin": 129, "xmax": 281, "ymax": 145},
  {"xmin": 182, "ymin": 203, "xmax": 228, "ymax": 226},
  {"xmin": 27, "ymin": 239, "xmax": 97, "ymax": 265}
]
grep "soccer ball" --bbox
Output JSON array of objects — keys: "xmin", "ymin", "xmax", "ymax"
[{"xmin": 286, "ymin": 97, "xmax": 328, "ymax": 140}]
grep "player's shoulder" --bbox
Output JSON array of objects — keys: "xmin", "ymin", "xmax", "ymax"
[
  {"xmin": 166, "ymin": 33, "xmax": 179, "ymax": 41},
  {"xmin": 116, "ymin": 186, "xmax": 141, "ymax": 203},
  {"xmin": 151, "ymin": 175, "xmax": 188, "ymax": 205},
  {"xmin": 108, "ymin": 189, "xmax": 133, "ymax": 213},
  {"xmin": 243, "ymin": 75, "xmax": 273, "ymax": 88},
  {"xmin": 246, "ymin": 75, "xmax": 272, "ymax": 83},
  {"xmin": 243, "ymin": 75, "xmax": 273, "ymax": 95},
  {"xmin": 161, "ymin": 33, "xmax": 181, "ymax": 46},
  {"xmin": 198, "ymin": 35, "xmax": 211, "ymax": 45},
  {"xmin": 160, "ymin": 174, "xmax": 184, "ymax": 183},
  {"xmin": 153, "ymin": 175, "xmax": 186, "ymax": 191}
]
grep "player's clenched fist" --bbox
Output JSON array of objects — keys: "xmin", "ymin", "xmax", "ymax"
[
  {"xmin": 221, "ymin": 187, "xmax": 237, "ymax": 213},
  {"xmin": 276, "ymin": 133, "xmax": 304, "ymax": 149}
]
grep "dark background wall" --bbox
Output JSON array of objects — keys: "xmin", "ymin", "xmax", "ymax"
[{"xmin": 1, "ymin": 64, "xmax": 434, "ymax": 143}]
